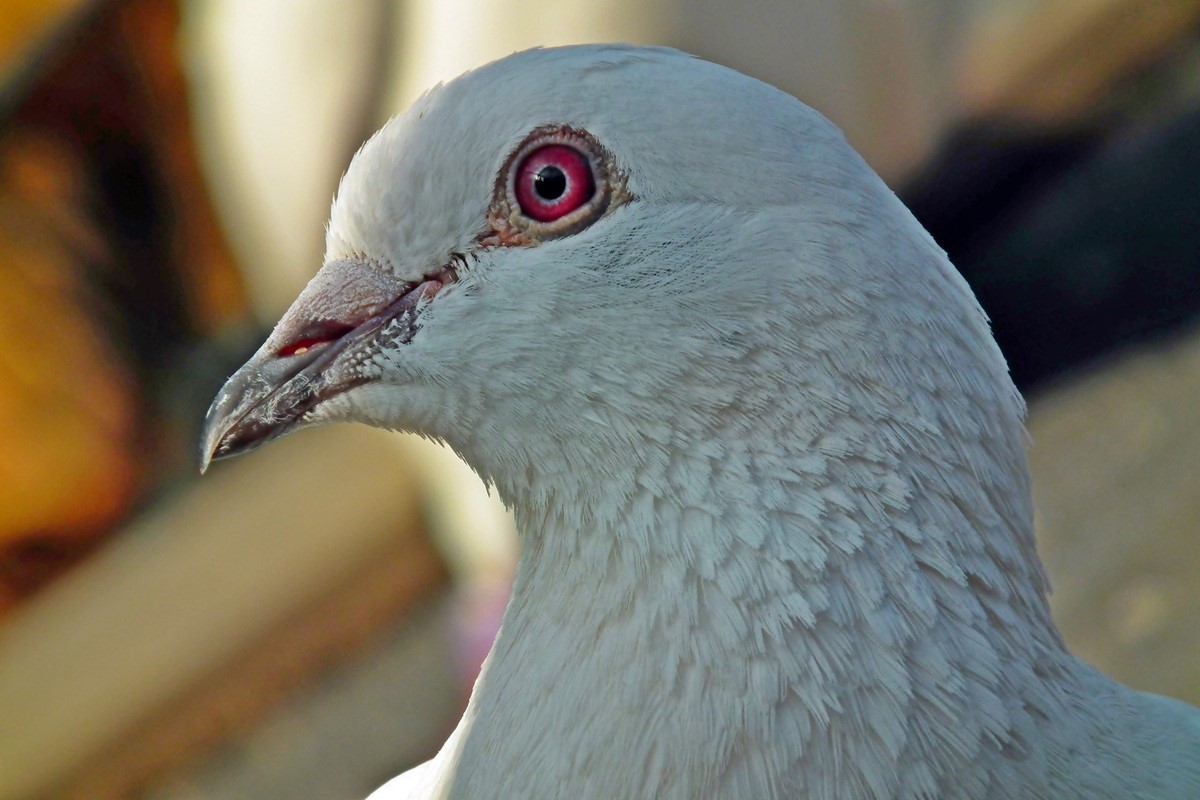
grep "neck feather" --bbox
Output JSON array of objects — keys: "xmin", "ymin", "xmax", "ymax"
[{"xmin": 439, "ymin": 410, "xmax": 1092, "ymax": 799}]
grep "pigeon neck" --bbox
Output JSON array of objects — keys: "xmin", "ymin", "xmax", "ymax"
[{"xmin": 446, "ymin": 429, "xmax": 1080, "ymax": 798}]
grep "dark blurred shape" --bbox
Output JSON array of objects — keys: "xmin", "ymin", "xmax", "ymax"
[
  {"xmin": 907, "ymin": 0, "xmax": 1200, "ymax": 392},
  {"xmin": 0, "ymin": 0, "xmax": 248, "ymax": 612},
  {"xmin": 904, "ymin": 102, "xmax": 1200, "ymax": 390}
]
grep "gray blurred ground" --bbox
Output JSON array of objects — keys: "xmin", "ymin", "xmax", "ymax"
[
  {"xmin": 138, "ymin": 597, "xmax": 461, "ymax": 800},
  {"xmin": 1030, "ymin": 325, "xmax": 1200, "ymax": 705}
]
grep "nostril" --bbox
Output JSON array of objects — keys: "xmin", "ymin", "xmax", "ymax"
[{"xmin": 276, "ymin": 320, "xmax": 357, "ymax": 357}]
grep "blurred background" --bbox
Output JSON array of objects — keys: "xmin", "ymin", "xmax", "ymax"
[{"xmin": 0, "ymin": 0, "xmax": 1198, "ymax": 798}]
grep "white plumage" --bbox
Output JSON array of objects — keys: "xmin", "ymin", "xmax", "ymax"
[{"xmin": 202, "ymin": 45, "xmax": 1200, "ymax": 799}]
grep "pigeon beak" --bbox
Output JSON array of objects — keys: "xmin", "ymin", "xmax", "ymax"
[
  {"xmin": 199, "ymin": 258, "xmax": 452, "ymax": 472},
  {"xmin": 198, "ymin": 322, "xmax": 365, "ymax": 474}
]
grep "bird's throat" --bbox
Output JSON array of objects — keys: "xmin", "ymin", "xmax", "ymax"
[{"xmin": 435, "ymin": 437, "xmax": 1077, "ymax": 799}]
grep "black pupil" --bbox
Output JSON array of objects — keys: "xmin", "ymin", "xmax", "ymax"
[{"xmin": 533, "ymin": 165, "xmax": 567, "ymax": 201}]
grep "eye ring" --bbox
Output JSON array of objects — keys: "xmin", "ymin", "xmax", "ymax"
[{"xmin": 496, "ymin": 126, "xmax": 614, "ymax": 240}]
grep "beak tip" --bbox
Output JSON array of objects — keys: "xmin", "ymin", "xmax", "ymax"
[
  {"xmin": 197, "ymin": 373, "xmax": 296, "ymax": 474},
  {"xmin": 198, "ymin": 382, "xmax": 243, "ymax": 475},
  {"xmin": 198, "ymin": 414, "xmax": 225, "ymax": 475}
]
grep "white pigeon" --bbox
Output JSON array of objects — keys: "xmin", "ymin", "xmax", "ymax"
[{"xmin": 201, "ymin": 45, "xmax": 1200, "ymax": 800}]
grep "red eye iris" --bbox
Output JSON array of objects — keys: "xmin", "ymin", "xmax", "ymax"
[{"xmin": 514, "ymin": 144, "xmax": 595, "ymax": 222}]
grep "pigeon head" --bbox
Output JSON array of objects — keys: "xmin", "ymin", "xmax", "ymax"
[{"xmin": 201, "ymin": 44, "xmax": 1018, "ymax": 516}]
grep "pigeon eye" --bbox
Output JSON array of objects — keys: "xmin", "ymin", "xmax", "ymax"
[
  {"xmin": 484, "ymin": 125, "xmax": 625, "ymax": 247},
  {"xmin": 513, "ymin": 144, "xmax": 595, "ymax": 222}
]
